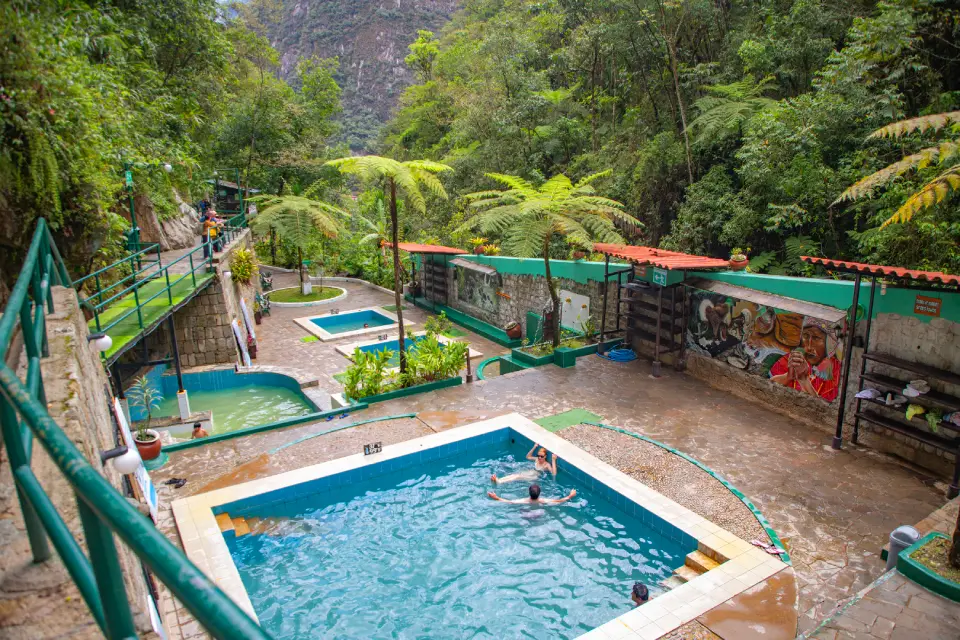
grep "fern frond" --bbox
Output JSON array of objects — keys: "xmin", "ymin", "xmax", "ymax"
[
  {"xmin": 483, "ymin": 173, "xmax": 537, "ymax": 194},
  {"xmin": 869, "ymin": 111, "xmax": 960, "ymax": 139},
  {"xmin": 880, "ymin": 165, "xmax": 960, "ymax": 227},
  {"xmin": 573, "ymin": 170, "xmax": 612, "ymax": 190},
  {"xmin": 835, "ymin": 144, "xmax": 956, "ymax": 203},
  {"xmin": 747, "ymin": 251, "xmax": 776, "ymax": 273}
]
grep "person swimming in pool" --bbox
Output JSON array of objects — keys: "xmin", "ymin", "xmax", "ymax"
[
  {"xmin": 487, "ymin": 484, "xmax": 576, "ymax": 505},
  {"xmin": 490, "ymin": 443, "xmax": 558, "ymax": 484}
]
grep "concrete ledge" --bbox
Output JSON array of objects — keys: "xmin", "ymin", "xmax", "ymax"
[{"xmin": 349, "ymin": 376, "xmax": 463, "ymax": 405}]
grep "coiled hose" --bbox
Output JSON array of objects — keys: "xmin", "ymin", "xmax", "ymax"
[{"xmin": 596, "ymin": 345, "xmax": 638, "ymax": 362}]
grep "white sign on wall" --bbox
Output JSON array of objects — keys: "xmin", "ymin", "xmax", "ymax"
[
  {"xmin": 111, "ymin": 399, "xmax": 159, "ymax": 522},
  {"xmin": 559, "ymin": 289, "xmax": 590, "ymax": 332}
]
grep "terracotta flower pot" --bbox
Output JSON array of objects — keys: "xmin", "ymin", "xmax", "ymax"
[
  {"xmin": 572, "ymin": 251, "xmax": 586, "ymax": 260},
  {"xmin": 474, "ymin": 246, "xmax": 485, "ymax": 255},
  {"xmin": 729, "ymin": 258, "xmax": 748, "ymax": 271},
  {"xmin": 135, "ymin": 429, "xmax": 162, "ymax": 461},
  {"xmin": 505, "ymin": 322, "xmax": 522, "ymax": 339},
  {"xmin": 254, "ymin": 311, "xmax": 262, "ymax": 325}
]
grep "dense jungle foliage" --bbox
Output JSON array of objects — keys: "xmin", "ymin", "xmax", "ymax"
[
  {"xmin": 0, "ymin": 0, "xmax": 344, "ymax": 296},
  {"xmin": 381, "ymin": 0, "xmax": 960, "ymax": 273}
]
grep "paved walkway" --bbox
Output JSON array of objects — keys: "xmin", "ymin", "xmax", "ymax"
[
  {"xmin": 153, "ymin": 273, "xmax": 956, "ymax": 638},
  {"xmin": 806, "ymin": 569, "xmax": 960, "ymax": 639}
]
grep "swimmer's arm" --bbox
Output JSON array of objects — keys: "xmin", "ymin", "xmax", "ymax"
[
  {"xmin": 526, "ymin": 443, "xmax": 539, "ymax": 461},
  {"xmin": 543, "ymin": 489, "xmax": 577, "ymax": 504},
  {"xmin": 551, "ymin": 453, "xmax": 558, "ymax": 476},
  {"xmin": 487, "ymin": 491, "xmax": 523, "ymax": 504}
]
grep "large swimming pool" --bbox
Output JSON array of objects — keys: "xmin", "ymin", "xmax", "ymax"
[
  {"xmin": 223, "ymin": 445, "xmax": 686, "ymax": 638},
  {"xmin": 177, "ymin": 416, "xmax": 786, "ymax": 639},
  {"xmin": 295, "ymin": 306, "xmax": 406, "ymax": 342}
]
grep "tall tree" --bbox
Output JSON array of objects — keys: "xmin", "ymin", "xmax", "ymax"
[
  {"xmin": 326, "ymin": 156, "xmax": 452, "ymax": 373},
  {"xmin": 462, "ymin": 171, "xmax": 632, "ymax": 347}
]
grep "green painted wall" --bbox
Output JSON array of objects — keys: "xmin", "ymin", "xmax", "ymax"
[
  {"xmin": 692, "ymin": 271, "xmax": 960, "ymax": 324},
  {"xmin": 462, "ymin": 255, "xmax": 630, "ymax": 284}
]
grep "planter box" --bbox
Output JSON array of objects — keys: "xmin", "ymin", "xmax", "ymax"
[
  {"xmin": 352, "ymin": 376, "xmax": 463, "ymax": 405},
  {"xmin": 897, "ymin": 532, "xmax": 960, "ymax": 603},
  {"xmin": 512, "ymin": 347, "xmax": 555, "ymax": 367}
]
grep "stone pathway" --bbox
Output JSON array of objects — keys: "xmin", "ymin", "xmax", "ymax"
[
  {"xmin": 153, "ymin": 273, "xmax": 957, "ymax": 638},
  {"xmin": 805, "ymin": 569, "xmax": 960, "ymax": 639}
]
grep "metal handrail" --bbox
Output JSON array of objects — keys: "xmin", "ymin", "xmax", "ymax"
[
  {"xmin": 73, "ymin": 242, "xmax": 161, "ymax": 287},
  {"xmin": 0, "ymin": 219, "xmax": 268, "ymax": 639}
]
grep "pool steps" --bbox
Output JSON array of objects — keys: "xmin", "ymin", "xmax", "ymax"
[
  {"xmin": 216, "ymin": 514, "xmax": 284, "ymax": 538},
  {"xmin": 661, "ymin": 551, "xmax": 720, "ymax": 590}
]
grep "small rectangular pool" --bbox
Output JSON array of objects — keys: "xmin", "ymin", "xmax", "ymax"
[
  {"xmin": 294, "ymin": 306, "xmax": 409, "ymax": 341},
  {"xmin": 174, "ymin": 415, "xmax": 786, "ymax": 639},
  {"xmin": 336, "ymin": 331, "xmax": 482, "ymax": 368}
]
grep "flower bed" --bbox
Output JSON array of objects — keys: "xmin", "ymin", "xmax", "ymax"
[
  {"xmin": 897, "ymin": 532, "xmax": 960, "ymax": 602},
  {"xmin": 268, "ymin": 286, "xmax": 347, "ymax": 306}
]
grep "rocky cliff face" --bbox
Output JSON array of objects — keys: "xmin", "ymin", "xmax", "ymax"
[{"xmin": 270, "ymin": 0, "xmax": 459, "ymax": 150}]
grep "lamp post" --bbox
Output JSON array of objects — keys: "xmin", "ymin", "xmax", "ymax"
[{"xmin": 121, "ymin": 159, "xmax": 174, "ymax": 253}]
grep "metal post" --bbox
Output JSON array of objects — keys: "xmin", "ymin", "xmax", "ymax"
[
  {"xmin": 832, "ymin": 272, "xmax": 862, "ymax": 450},
  {"xmin": 852, "ymin": 276, "xmax": 878, "ymax": 445},
  {"xmin": 616, "ymin": 270, "xmax": 624, "ymax": 333},
  {"xmin": 0, "ymin": 398, "xmax": 51, "ymax": 562},
  {"xmin": 670, "ymin": 287, "xmax": 677, "ymax": 351},
  {"xmin": 132, "ymin": 286, "xmax": 143, "ymax": 330},
  {"xmin": 652, "ymin": 285, "xmax": 663, "ymax": 377},
  {"xmin": 465, "ymin": 350, "xmax": 473, "ymax": 383},
  {"xmin": 165, "ymin": 268, "xmax": 172, "ymax": 305},
  {"xmin": 600, "ymin": 255, "xmax": 609, "ymax": 348},
  {"xmin": 124, "ymin": 161, "xmax": 140, "ymax": 257},
  {"xmin": 189, "ymin": 252, "xmax": 196, "ymax": 287},
  {"xmin": 168, "ymin": 316, "xmax": 185, "ymax": 393},
  {"xmin": 77, "ymin": 499, "xmax": 138, "ymax": 639}
]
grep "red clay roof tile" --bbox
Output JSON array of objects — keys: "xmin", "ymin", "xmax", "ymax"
[
  {"xmin": 593, "ymin": 244, "xmax": 730, "ymax": 271},
  {"xmin": 801, "ymin": 257, "xmax": 960, "ymax": 286}
]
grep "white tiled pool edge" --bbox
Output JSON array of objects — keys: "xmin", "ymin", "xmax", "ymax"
[
  {"xmin": 293, "ymin": 305, "xmax": 413, "ymax": 342},
  {"xmin": 172, "ymin": 413, "xmax": 788, "ymax": 638}
]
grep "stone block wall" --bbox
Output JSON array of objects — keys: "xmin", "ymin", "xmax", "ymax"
[
  {"xmin": 434, "ymin": 263, "xmax": 620, "ymax": 337},
  {"xmin": 0, "ymin": 287, "xmax": 158, "ymax": 637}
]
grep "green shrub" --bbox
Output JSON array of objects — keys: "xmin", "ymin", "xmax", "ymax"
[
  {"xmin": 231, "ymin": 247, "xmax": 258, "ymax": 284},
  {"xmin": 424, "ymin": 311, "xmax": 452, "ymax": 336},
  {"xmin": 343, "ymin": 348, "xmax": 393, "ymax": 400}
]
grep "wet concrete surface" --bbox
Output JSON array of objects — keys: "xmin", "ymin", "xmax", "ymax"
[
  {"xmin": 154, "ymin": 273, "xmax": 953, "ymax": 638},
  {"xmin": 697, "ymin": 567, "xmax": 799, "ymax": 640}
]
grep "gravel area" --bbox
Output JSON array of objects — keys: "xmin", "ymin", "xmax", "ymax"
[{"xmin": 560, "ymin": 423, "xmax": 770, "ymax": 544}]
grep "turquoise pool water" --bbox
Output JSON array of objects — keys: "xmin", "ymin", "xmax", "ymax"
[
  {"xmin": 310, "ymin": 309, "xmax": 394, "ymax": 334},
  {"xmin": 225, "ymin": 444, "xmax": 687, "ymax": 639},
  {"xmin": 155, "ymin": 385, "xmax": 314, "ymax": 435},
  {"xmin": 355, "ymin": 335, "xmax": 436, "ymax": 367}
]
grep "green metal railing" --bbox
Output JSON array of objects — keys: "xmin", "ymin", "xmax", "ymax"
[
  {"xmin": 0, "ymin": 219, "xmax": 269, "ymax": 639},
  {"xmin": 76, "ymin": 241, "xmax": 214, "ymax": 333}
]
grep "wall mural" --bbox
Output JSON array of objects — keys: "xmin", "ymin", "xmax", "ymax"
[
  {"xmin": 456, "ymin": 266, "xmax": 501, "ymax": 315},
  {"xmin": 686, "ymin": 290, "xmax": 844, "ymax": 403}
]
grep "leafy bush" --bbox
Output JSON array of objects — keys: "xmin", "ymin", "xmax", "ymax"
[
  {"xmin": 399, "ymin": 334, "xmax": 468, "ymax": 387},
  {"xmin": 343, "ymin": 348, "xmax": 392, "ymax": 401},
  {"xmin": 424, "ymin": 311, "xmax": 452, "ymax": 336},
  {"xmin": 230, "ymin": 247, "xmax": 258, "ymax": 284}
]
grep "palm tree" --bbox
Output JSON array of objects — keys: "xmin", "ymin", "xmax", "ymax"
[
  {"xmin": 326, "ymin": 156, "xmax": 452, "ymax": 374},
  {"xmin": 250, "ymin": 189, "xmax": 349, "ymax": 292},
  {"xmin": 835, "ymin": 110, "xmax": 960, "ymax": 228},
  {"xmin": 462, "ymin": 171, "xmax": 632, "ymax": 347}
]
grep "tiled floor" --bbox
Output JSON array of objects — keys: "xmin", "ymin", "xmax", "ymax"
[{"xmin": 153, "ymin": 272, "xmax": 956, "ymax": 638}]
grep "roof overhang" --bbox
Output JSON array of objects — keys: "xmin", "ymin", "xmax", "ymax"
[
  {"xmin": 450, "ymin": 257, "xmax": 498, "ymax": 275},
  {"xmin": 687, "ymin": 278, "xmax": 847, "ymax": 323}
]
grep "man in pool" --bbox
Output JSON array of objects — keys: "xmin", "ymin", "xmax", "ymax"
[
  {"xmin": 631, "ymin": 582, "xmax": 650, "ymax": 606},
  {"xmin": 491, "ymin": 443, "xmax": 558, "ymax": 484},
  {"xmin": 487, "ymin": 484, "xmax": 576, "ymax": 505},
  {"xmin": 191, "ymin": 422, "xmax": 208, "ymax": 439}
]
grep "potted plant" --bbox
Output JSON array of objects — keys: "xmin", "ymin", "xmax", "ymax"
[
  {"xmin": 484, "ymin": 244, "xmax": 502, "ymax": 256},
  {"xmin": 470, "ymin": 237, "xmax": 488, "ymax": 255},
  {"xmin": 729, "ymin": 247, "xmax": 749, "ymax": 270},
  {"xmin": 230, "ymin": 247, "xmax": 258, "ymax": 285},
  {"xmin": 253, "ymin": 299, "xmax": 263, "ymax": 325},
  {"xmin": 126, "ymin": 376, "xmax": 163, "ymax": 461},
  {"xmin": 247, "ymin": 334, "xmax": 257, "ymax": 359},
  {"xmin": 505, "ymin": 321, "xmax": 522, "ymax": 340},
  {"xmin": 572, "ymin": 250, "xmax": 586, "ymax": 260}
]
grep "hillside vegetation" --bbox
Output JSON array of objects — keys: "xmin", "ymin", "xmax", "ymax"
[{"xmin": 381, "ymin": 0, "xmax": 960, "ymax": 273}]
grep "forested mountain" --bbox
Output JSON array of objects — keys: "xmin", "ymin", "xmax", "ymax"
[
  {"xmin": 382, "ymin": 0, "xmax": 960, "ymax": 273},
  {"xmin": 259, "ymin": 0, "xmax": 460, "ymax": 149}
]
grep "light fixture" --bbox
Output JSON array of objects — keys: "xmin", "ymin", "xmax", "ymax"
[
  {"xmin": 163, "ymin": 163, "xmax": 173, "ymax": 173},
  {"xmin": 87, "ymin": 333, "xmax": 113, "ymax": 352},
  {"xmin": 100, "ymin": 445, "xmax": 142, "ymax": 474},
  {"xmin": 213, "ymin": 170, "xmax": 219, "ymax": 177}
]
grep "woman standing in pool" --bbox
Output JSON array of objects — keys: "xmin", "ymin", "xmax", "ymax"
[{"xmin": 491, "ymin": 443, "xmax": 558, "ymax": 484}]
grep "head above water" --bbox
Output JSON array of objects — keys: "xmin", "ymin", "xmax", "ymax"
[
  {"xmin": 192, "ymin": 422, "xmax": 202, "ymax": 430},
  {"xmin": 632, "ymin": 582, "xmax": 649, "ymax": 603},
  {"xmin": 537, "ymin": 447, "xmax": 547, "ymax": 460},
  {"xmin": 528, "ymin": 484, "xmax": 541, "ymax": 500}
]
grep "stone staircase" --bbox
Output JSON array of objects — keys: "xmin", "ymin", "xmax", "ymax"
[
  {"xmin": 661, "ymin": 550, "xmax": 720, "ymax": 591},
  {"xmin": 215, "ymin": 513, "xmax": 282, "ymax": 537}
]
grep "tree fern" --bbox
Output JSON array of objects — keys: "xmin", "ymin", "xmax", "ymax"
[
  {"xmin": 835, "ymin": 111, "xmax": 960, "ymax": 228},
  {"xmin": 326, "ymin": 155, "xmax": 452, "ymax": 374},
  {"xmin": 689, "ymin": 75, "xmax": 777, "ymax": 145},
  {"xmin": 461, "ymin": 171, "xmax": 637, "ymax": 346}
]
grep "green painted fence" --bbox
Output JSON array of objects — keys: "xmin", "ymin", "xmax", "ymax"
[{"xmin": 0, "ymin": 220, "xmax": 268, "ymax": 639}]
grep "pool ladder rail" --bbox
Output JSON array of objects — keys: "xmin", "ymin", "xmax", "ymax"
[{"xmin": 661, "ymin": 550, "xmax": 720, "ymax": 590}]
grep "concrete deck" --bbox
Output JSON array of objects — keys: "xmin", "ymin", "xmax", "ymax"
[{"xmin": 152, "ymin": 272, "xmax": 956, "ymax": 639}]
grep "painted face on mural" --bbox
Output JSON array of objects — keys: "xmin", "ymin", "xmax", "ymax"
[{"xmin": 800, "ymin": 325, "xmax": 828, "ymax": 366}]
